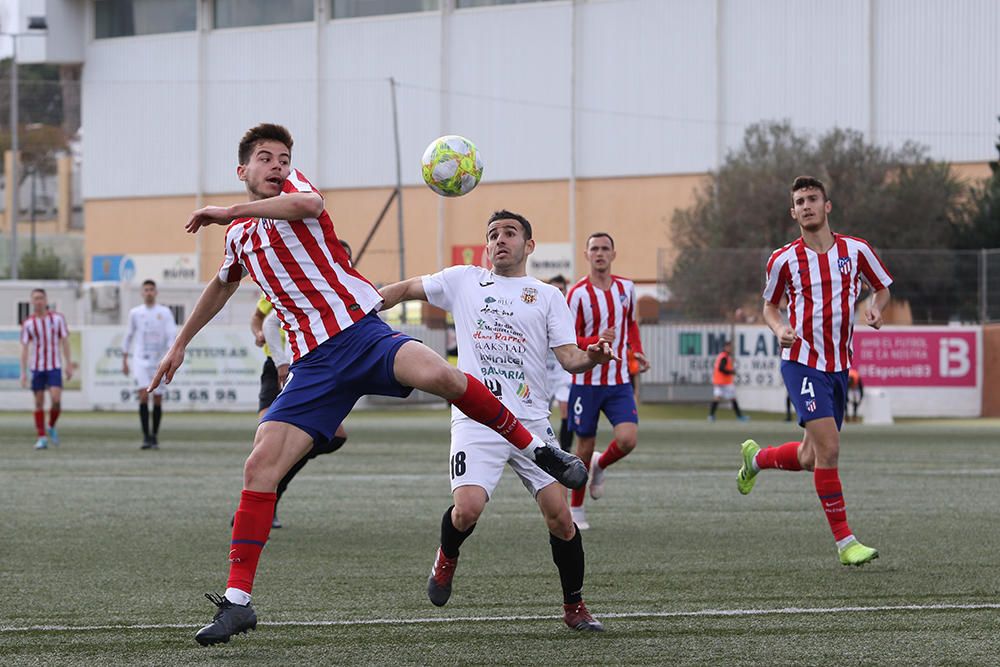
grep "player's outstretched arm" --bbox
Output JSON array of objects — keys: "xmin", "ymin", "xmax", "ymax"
[
  {"xmin": 553, "ymin": 341, "xmax": 618, "ymax": 374},
  {"xmin": 148, "ymin": 277, "xmax": 240, "ymax": 390},
  {"xmin": 379, "ymin": 276, "xmax": 428, "ymax": 310},
  {"xmin": 763, "ymin": 301, "xmax": 796, "ymax": 348},
  {"xmin": 865, "ymin": 287, "xmax": 891, "ymax": 329},
  {"xmin": 185, "ymin": 193, "xmax": 324, "ymax": 233}
]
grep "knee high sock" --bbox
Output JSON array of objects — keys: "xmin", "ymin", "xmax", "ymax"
[
  {"xmin": 814, "ymin": 467, "xmax": 852, "ymax": 542},
  {"xmin": 755, "ymin": 442, "xmax": 803, "ymax": 471},
  {"xmin": 559, "ymin": 419, "xmax": 573, "ymax": 452},
  {"xmin": 598, "ymin": 440, "xmax": 627, "ymax": 469},
  {"xmin": 139, "ymin": 403, "xmax": 150, "ymax": 438},
  {"xmin": 440, "ymin": 505, "xmax": 476, "ymax": 558},
  {"xmin": 451, "ymin": 373, "xmax": 533, "ymax": 449},
  {"xmin": 152, "ymin": 404, "xmax": 162, "ymax": 435},
  {"xmin": 570, "ymin": 457, "xmax": 591, "ymax": 508},
  {"xmin": 33, "ymin": 410, "xmax": 45, "ymax": 436},
  {"xmin": 549, "ymin": 528, "xmax": 585, "ymax": 605},
  {"xmin": 226, "ymin": 490, "xmax": 277, "ymax": 595},
  {"xmin": 48, "ymin": 403, "xmax": 61, "ymax": 427},
  {"xmin": 732, "ymin": 400, "xmax": 744, "ymax": 418},
  {"xmin": 709, "ymin": 401, "xmax": 719, "ymax": 417}
]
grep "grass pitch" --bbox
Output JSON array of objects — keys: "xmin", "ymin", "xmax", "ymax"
[{"xmin": 1, "ymin": 406, "xmax": 998, "ymax": 665}]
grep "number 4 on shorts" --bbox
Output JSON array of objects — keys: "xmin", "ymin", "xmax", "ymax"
[{"xmin": 800, "ymin": 377, "xmax": 815, "ymax": 398}]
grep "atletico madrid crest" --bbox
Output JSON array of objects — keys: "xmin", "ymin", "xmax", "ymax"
[{"xmin": 837, "ymin": 256, "xmax": 852, "ymax": 275}]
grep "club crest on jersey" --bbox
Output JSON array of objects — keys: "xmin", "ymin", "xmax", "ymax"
[
  {"xmin": 260, "ymin": 218, "xmax": 275, "ymax": 231},
  {"xmin": 805, "ymin": 399, "xmax": 817, "ymax": 413},
  {"xmin": 837, "ymin": 256, "xmax": 852, "ymax": 275},
  {"xmin": 619, "ymin": 293, "xmax": 627, "ymax": 304},
  {"xmin": 521, "ymin": 287, "xmax": 537, "ymax": 304}
]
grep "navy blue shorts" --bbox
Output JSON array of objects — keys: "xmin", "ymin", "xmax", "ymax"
[
  {"xmin": 31, "ymin": 369, "xmax": 62, "ymax": 392},
  {"xmin": 781, "ymin": 360, "xmax": 848, "ymax": 431},
  {"xmin": 261, "ymin": 313, "xmax": 414, "ymax": 445},
  {"xmin": 568, "ymin": 383, "xmax": 638, "ymax": 437}
]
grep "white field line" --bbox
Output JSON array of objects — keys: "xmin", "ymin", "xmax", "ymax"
[{"xmin": 2, "ymin": 602, "xmax": 999, "ymax": 634}]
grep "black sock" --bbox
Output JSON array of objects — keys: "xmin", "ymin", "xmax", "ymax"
[
  {"xmin": 550, "ymin": 528, "xmax": 585, "ymax": 605},
  {"xmin": 152, "ymin": 404, "xmax": 162, "ymax": 435},
  {"xmin": 558, "ymin": 419, "xmax": 573, "ymax": 452},
  {"xmin": 732, "ymin": 400, "xmax": 744, "ymax": 418},
  {"xmin": 276, "ymin": 451, "xmax": 311, "ymax": 501},
  {"xmin": 440, "ymin": 505, "xmax": 475, "ymax": 559},
  {"xmin": 709, "ymin": 401, "xmax": 719, "ymax": 417},
  {"xmin": 139, "ymin": 403, "xmax": 149, "ymax": 438},
  {"xmin": 313, "ymin": 434, "xmax": 347, "ymax": 456}
]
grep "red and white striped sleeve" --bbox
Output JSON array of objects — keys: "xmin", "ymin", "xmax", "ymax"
[
  {"xmin": 284, "ymin": 169, "xmax": 323, "ymax": 197},
  {"xmin": 218, "ymin": 222, "xmax": 248, "ymax": 284},
  {"xmin": 763, "ymin": 248, "xmax": 790, "ymax": 305},
  {"xmin": 856, "ymin": 240, "xmax": 893, "ymax": 291}
]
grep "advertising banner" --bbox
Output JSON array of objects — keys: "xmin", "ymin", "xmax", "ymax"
[
  {"xmin": 852, "ymin": 329, "xmax": 977, "ymax": 387},
  {"xmin": 83, "ymin": 326, "xmax": 262, "ymax": 411}
]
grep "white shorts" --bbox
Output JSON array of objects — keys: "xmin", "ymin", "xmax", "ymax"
[
  {"xmin": 547, "ymin": 367, "xmax": 571, "ymax": 404},
  {"xmin": 712, "ymin": 384, "xmax": 736, "ymax": 401},
  {"xmin": 449, "ymin": 416, "xmax": 560, "ymax": 499},
  {"xmin": 132, "ymin": 360, "xmax": 163, "ymax": 396}
]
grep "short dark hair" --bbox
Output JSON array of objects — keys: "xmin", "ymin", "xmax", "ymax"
[
  {"xmin": 31, "ymin": 288, "xmax": 46, "ymax": 297},
  {"xmin": 548, "ymin": 274, "xmax": 567, "ymax": 285},
  {"xmin": 142, "ymin": 279, "xmax": 156, "ymax": 288},
  {"xmin": 239, "ymin": 123, "xmax": 294, "ymax": 165},
  {"xmin": 338, "ymin": 239, "xmax": 353, "ymax": 261},
  {"xmin": 486, "ymin": 209, "xmax": 532, "ymax": 240},
  {"xmin": 587, "ymin": 232, "xmax": 615, "ymax": 249},
  {"xmin": 790, "ymin": 175, "xmax": 827, "ymax": 201}
]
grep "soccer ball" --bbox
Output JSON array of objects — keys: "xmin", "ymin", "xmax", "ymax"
[{"xmin": 421, "ymin": 135, "xmax": 484, "ymax": 197}]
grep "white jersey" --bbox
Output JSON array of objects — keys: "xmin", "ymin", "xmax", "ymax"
[
  {"xmin": 122, "ymin": 304, "xmax": 177, "ymax": 363},
  {"xmin": 422, "ymin": 265, "xmax": 576, "ymax": 421}
]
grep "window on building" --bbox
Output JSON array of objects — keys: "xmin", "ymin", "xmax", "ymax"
[
  {"xmin": 215, "ymin": 0, "xmax": 315, "ymax": 29},
  {"xmin": 457, "ymin": 0, "xmax": 552, "ymax": 7},
  {"xmin": 331, "ymin": 0, "xmax": 439, "ymax": 20},
  {"xmin": 95, "ymin": 0, "xmax": 197, "ymax": 39}
]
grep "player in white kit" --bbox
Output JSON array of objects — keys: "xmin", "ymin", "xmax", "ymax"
[
  {"xmin": 379, "ymin": 210, "xmax": 616, "ymax": 632},
  {"xmin": 544, "ymin": 275, "xmax": 574, "ymax": 451},
  {"xmin": 122, "ymin": 280, "xmax": 177, "ymax": 449}
]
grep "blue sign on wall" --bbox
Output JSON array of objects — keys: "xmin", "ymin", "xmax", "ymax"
[{"xmin": 92, "ymin": 255, "xmax": 135, "ymax": 282}]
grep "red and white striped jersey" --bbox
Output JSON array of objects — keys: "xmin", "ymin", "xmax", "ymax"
[
  {"xmin": 21, "ymin": 311, "xmax": 69, "ymax": 372},
  {"xmin": 763, "ymin": 234, "xmax": 893, "ymax": 372},
  {"xmin": 567, "ymin": 275, "xmax": 644, "ymax": 385},
  {"xmin": 218, "ymin": 169, "xmax": 384, "ymax": 362}
]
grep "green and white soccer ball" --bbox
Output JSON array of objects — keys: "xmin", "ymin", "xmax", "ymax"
[{"xmin": 421, "ymin": 135, "xmax": 484, "ymax": 197}]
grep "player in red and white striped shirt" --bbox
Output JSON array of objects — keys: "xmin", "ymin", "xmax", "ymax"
[
  {"xmin": 145, "ymin": 124, "xmax": 587, "ymax": 646},
  {"xmin": 737, "ymin": 176, "xmax": 893, "ymax": 567},
  {"xmin": 20, "ymin": 288, "xmax": 72, "ymax": 450},
  {"xmin": 565, "ymin": 232, "xmax": 650, "ymax": 529}
]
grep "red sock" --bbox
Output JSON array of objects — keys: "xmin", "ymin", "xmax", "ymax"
[
  {"xmin": 451, "ymin": 373, "xmax": 532, "ymax": 449},
  {"xmin": 48, "ymin": 406, "xmax": 60, "ymax": 427},
  {"xmin": 33, "ymin": 410, "xmax": 45, "ymax": 436},
  {"xmin": 814, "ymin": 467, "xmax": 852, "ymax": 541},
  {"xmin": 226, "ymin": 490, "xmax": 277, "ymax": 594},
  {"xmin": 570, "ymin": 457, "xmax": 591, "ymax": 508},
  {"xmin": 597, "ymin": 440, "xmax": 628, "ymax": 469},
  {"xmin": 755, "ymin": 442, "xmax": 803, "ymax": 471}
]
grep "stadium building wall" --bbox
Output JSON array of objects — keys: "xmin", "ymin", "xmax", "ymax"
[{"xmin": 71, "ymin": 0, "xmax": 999, "ymax": 286}]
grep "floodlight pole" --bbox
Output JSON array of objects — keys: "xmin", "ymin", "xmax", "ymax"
[
  {"xmin": 5, "ymin": 17, "xmax": 47, "ymax": 280},
  {"xmin": 9, "ymin": 35, "xmax": 18, "ymax": 279},
  {"xmin": 389, "ymin": 76, "xmax": 406, "ymax": 322}
]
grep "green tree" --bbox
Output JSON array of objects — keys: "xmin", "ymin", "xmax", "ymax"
[
  {"xmin": 956, "ymin": 117, "xmax": 1000, "ymax": 249},
  {"xmin": 669, "ymin": 121, "xmax": 967, "ymax": 322},
  {"xmin": 18, "ymin": 248, "xmax": 65, "ymax": 280}
]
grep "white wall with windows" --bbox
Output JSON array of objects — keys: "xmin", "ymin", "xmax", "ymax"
[{"xmin": 76, "ymin": 0, "xmax": 1000, "ymax": 200}]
